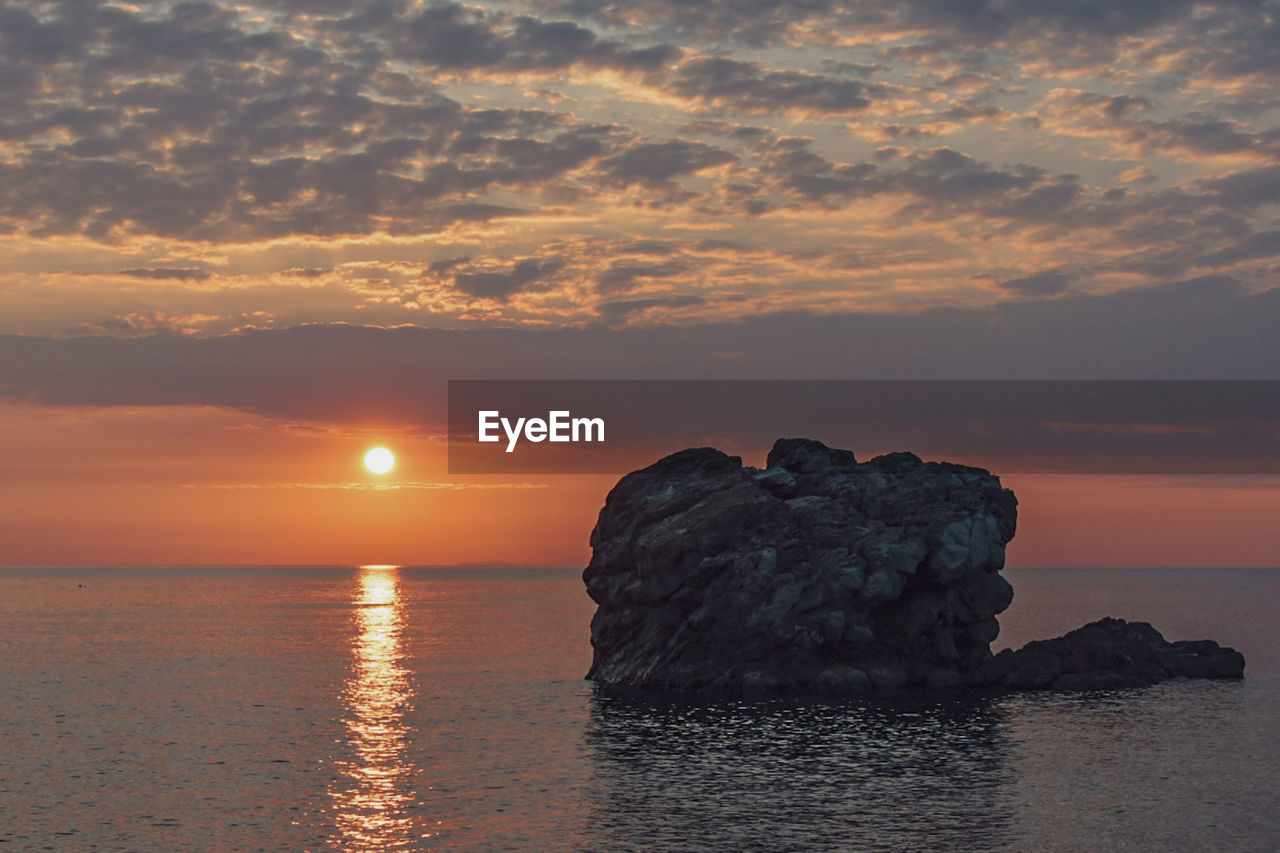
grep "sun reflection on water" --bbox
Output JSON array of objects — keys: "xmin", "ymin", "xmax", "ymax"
[{"xmin": 329, "ymin": 565, "xmax": 426, "ymax": 850}]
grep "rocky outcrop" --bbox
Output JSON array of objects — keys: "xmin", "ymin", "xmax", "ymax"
[
  {"xmin": 973, "ymin": 617, "xmax": 1245, "ymax": 690},
  {"xmin": 583, "ymin": 439, "xmax": 1245, "ymax": 696}
]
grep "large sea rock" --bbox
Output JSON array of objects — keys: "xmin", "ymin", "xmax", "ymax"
[{"xmin": 583, "ymin": 439, "xmax": 1244, "ymax": 695}]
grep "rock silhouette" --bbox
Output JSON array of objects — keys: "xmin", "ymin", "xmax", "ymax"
[
  {"xmin": 975, "ymin": 616, "xmax": 1244, "ymax": 691},
  {"xmin": 583, "ymin": 439, "xmax": 1244, "ymax": 695}
]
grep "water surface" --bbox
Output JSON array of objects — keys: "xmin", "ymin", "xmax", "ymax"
[{"xmin": 0, "ymin": 566, "xmax": 1276, "ymax": 851}]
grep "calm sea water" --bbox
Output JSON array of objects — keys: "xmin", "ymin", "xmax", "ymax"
[{"xmin": 0, "ymin": 566, "xmax": 1276, "ymax": 852}]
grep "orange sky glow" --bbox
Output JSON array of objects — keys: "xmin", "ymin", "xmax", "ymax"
[
  {"xmin": 1, "ymin": 1, "xmax": 1277, "ymax": 566},
  {"xmin": 1, "ymin": 401, "xmax": 1276, "ymax": 567}
]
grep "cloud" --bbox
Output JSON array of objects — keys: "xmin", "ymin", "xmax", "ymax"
[
  {"xmin": 69, "ymin": 311, "xmax": 221, "ymax": 337},
  {"xmin": 851, "ymin": 99, "xmax": 1016, "ymax": 141},
  {"xmin": 394, "ymin": 3, "xmax": 679, "ymax": 72},
  {"xmin": 1200, "ymin": 165, "xmax": 1280, "ymax": 211},
  {"xmin": 117, "ymin": 268, "xmax": 212, "ymax": 281},
  {"xmin": 452, "ymin": 258, "xmax": 564, "ymax": 300},
  {"xmin": 1027, "ymin": 89, "xmax": 1277, "ymax": 162},
  {"xmin": 595, "ymin": 260, "xmax": 690, "ymax": 294},
  {"xmin": 659, "ymin": 56, "xmax": 886, "ymax": 116},
  {"xmin": 597, "ymin": 295, "xmax": 706, "ymax": 323},
  {"xmin": 755, "ymin": 141, "xmax": 1090, "ymax": 227},
  {"xmin": 998, "ymin": 272, "xmax": 1074, "ymax": 297},
  {"xmin": 540, "ymin": 0, "xmax": 1267, "ymax": 64},
  {"xmin": 534, "ymin": 0, "xmax": 845, "ymax": 46},
  {"xmin": 1200, "ymin": 231, "xmax": 1280, "ymax": 268},
  {"xmin": 597, "ymin": 140, "xmax": 737, "ymax": 188}
]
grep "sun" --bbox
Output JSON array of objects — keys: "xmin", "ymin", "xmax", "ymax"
[{"xmin": 364, "ymin": 447, "xmax": 395, "ymax": 475}]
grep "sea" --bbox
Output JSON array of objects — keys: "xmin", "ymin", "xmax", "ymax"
[{"xmin": 1, "ymin": 566, "xmax": 1277, "ymax": 852}]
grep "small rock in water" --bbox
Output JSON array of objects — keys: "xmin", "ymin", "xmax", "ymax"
[{"xmin": 972, "ymin": 617, "xmax": 1245, "ymax": 690}]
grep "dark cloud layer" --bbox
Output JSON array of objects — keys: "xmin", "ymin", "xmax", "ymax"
[
  {"xmin": 1, "ymin": 0, "xmax": 1279, "ymax": 347},
  {"xmin": 2, "ymin": 279, "xmax": 1276, "ymax": 431},
  {"xmin": 0, "ymin": 0, "xmax": 940, "ymax": 242},
  {"xmin": 0, "ymin": 0, "xmax": 1275, "ymax": 248}
]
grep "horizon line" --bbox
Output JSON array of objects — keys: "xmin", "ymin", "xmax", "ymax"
[{"xmin": 3, "ymin": 563, "xmax": 1279, "ymax": 571}]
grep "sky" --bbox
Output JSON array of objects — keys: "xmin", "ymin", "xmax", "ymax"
[{"xmin": 1, "ymin": 0, "xmax": 1278, "ymax": 566}]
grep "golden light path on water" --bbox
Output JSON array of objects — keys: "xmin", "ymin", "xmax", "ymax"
[{"xmin": 329, "ymin": 565, "xmax": 428, "ymax": 850}]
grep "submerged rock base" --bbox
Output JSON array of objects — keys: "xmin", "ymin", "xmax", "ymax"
[{"xmin": 583, "ymin": 439, "xmax": 1245, "ymax": 696}]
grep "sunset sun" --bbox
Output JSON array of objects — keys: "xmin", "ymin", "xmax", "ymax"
[{"xmin": 364, "ymin": 447, "xmax": 395, "ymax": 475}]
